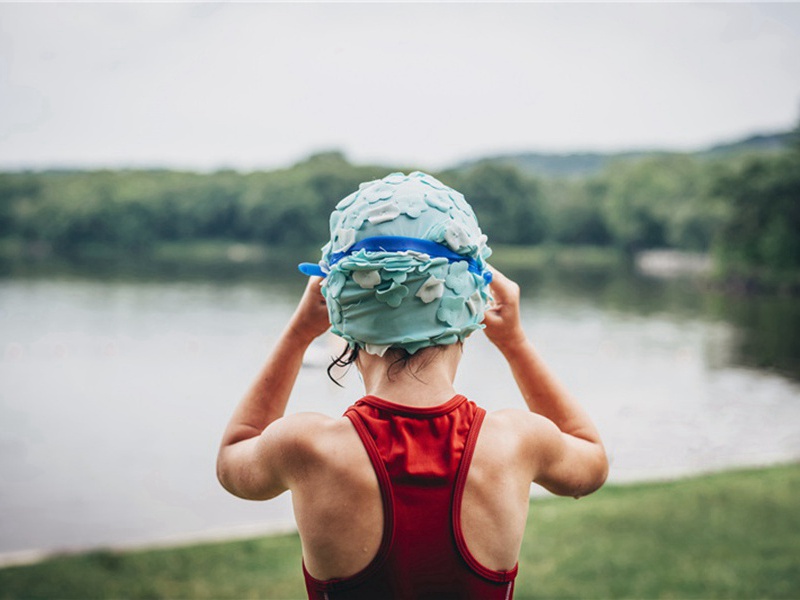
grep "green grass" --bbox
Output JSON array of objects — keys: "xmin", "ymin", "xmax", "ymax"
[
  {"xmin": 1, "ymin": 465, "xmax": 799, "ymax": 599},
  {"xmin": 520, "ymin": 464, "xmax": 800, "ymax": 599}
]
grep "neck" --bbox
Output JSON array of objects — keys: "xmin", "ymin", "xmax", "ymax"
[{"xmin": 356, "ymin": 344, "xmax": 462, "ymax": 408}]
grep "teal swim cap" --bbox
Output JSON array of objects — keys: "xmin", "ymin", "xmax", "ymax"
[{"xmin": 300, "ymin": 171, "xmax": 492, "ymax": 356}]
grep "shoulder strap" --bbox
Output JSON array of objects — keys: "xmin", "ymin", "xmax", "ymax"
[
  {"xmin": 327, "ymin": 410, "xmax": 395, "ymax": 583},
  {"xmin": 451, "ymin": 408, "xmax": 518, "ymax": 583}
]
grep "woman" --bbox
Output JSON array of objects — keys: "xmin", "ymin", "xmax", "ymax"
[{"xmin": 217, "ymin": 172, "xmax": 608, "ymax": 599}]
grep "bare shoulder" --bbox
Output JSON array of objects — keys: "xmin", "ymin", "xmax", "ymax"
[
  {"xmin": 260, "ymin": 412, "xmax": 362, "ymax": 477},
  {"xmin": 265, "ymin": 411, "xmax": 338, "ymax": 434},
  {"xmin": 482, "ymin": 408, "xmax": 561, "ymax": 444},
  {"xmin": 262, "ymin": 412, "xmax": 351, "ymax": 456},
  {"xmin": 483, "ymin": 408, "xmax": 607, "ymax": 497},
  {"xmin": 481, "ymin": 408, "xmax": 585, "ymax": 479},
  {"xmin": 477, "ymin": 408, "xmax": 556, "ymax": 466},
  {"xmin": 218, "ymin": 412, "xmax": 364, "ymax": 501}
]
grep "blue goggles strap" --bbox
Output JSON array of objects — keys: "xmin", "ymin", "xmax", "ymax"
[{"xmin": 298, "ymin": 236, "xmax": 492, "ymax": 284}]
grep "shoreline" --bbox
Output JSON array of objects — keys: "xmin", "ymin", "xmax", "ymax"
[
  {"xmin": 0, "ymin": 521, "xmax": 299, "ymax": 570},
  {"xmin": 4, "ymin": 241, "xmax": 799, "ymax": 295},
  {"xmin": 2, "ymin": 460, "xmax": 796, "ymax": 571},
  {"xmin": 2, "ymin": 463, "xmax": 798, "ymax": 599}
]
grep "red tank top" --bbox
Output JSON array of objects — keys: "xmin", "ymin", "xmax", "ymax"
[{"xmin": 303, "ymin": 394, "xmax": 518, "ymax": 599}]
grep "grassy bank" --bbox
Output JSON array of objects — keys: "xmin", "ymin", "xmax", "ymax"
[{"xmin": 1, "ymin": 464, "xmax": 798, "ymax": 599}]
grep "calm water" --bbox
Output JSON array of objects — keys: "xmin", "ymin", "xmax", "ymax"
[{"xmin": 1, "ymin": 266, "xmax": 799, "ymax": 559}]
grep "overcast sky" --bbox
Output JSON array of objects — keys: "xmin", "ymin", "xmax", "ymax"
[{"xmin": 1, "ymin": 2, "xmax": 799, "ymax": 172}]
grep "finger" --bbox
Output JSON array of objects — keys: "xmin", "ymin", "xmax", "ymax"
[
  {"xmin": 487, "ymin": 265, "xmax": 516, "ymax": 289},
  {"xmin": 306, "ymin": 276, "xmax": 325, "ymax": 298},
  {"xmin": 487, "ymin": 269, "xmax": 512, "ymax": 302},
  {"xmin": 488, "ymin": 264, "xmax": 520, "ymax": 297},
  {"xmin": 481, "ymin": 305, "xmax": 503, "ymax": 322}
]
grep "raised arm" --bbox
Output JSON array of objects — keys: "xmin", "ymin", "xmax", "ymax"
[
  {"xmin": 482, "ymin": 267, "xmax": 608, "ymax": 497},
  {"xmin": 216, "ymin": 277, "xmax": 330, "ymax": 500}
]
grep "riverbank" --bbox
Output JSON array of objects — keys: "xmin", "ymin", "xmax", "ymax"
[
  {"xmin": 2, "ymin": 239, "xmax": 628, "ymax": 273},
  {"xmin": 5, "ymin": 239, "xmax": 797, "ymax": 294},
  {"xmin": 1, "ymin": 463, "xmax": 797, "ymax": 599}
]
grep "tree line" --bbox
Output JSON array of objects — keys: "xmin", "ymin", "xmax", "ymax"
[{"xmin": 1, "ymin": 137, "xmax": 798, "ymax": 283}]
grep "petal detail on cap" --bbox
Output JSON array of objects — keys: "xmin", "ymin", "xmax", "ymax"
[
  {"xmin": 416, "ymin": 275, "xmax": 445, "ymax": 304},
  {"xmin": 324, "ymin": 270, "xmax": 347, "ymax": 298},
  {"xmin": 329, "ymin": 297, "xmax": 344, "ymax": 325},
  {"xmin": 352, "ymin": 269, "xmax": 381, "ymax": 289},
  {"xmin": 466, "ymin": 290, "xmax": 483, "ymax": 316},
  {"xmin": 436, "ymin": 296, "xmax": 466, "ymax": 326},
  {"xmin": 364, "ymin": 343, "xmax": 391, "ymax": 356},
  {"xmin": 423, "ymin": 190, "xmax": 451, "ymax": 212},
  {"xmin": 336, "ymin": 191, "xmax": 359, "ymax": 210},
  {"xmin": 365, "ymin": 203, "xmax": 401, "ymax": 224},
  {"xmin": 444, "ymin": 261, "xmax": 472, "ymax": 295},
  {"xmin": 363, "ymin": 182, "xmax": 394, "ymax": 203},
  {"xmin": 443, "ymin": 222, "xmax": 472, "ymax": 252},
  {"xmin": 375, "ymin": 282, "xmax": 409, "ymax": 308},
  {"xmin": 332, "ymin": 227, "xmax": 356, "ymax": 253}
]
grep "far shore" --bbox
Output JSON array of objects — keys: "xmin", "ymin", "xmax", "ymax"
[
  {"xmin": 0, "ymin": 238, "xmax": 693, "ymax": 278},
  {"xmin": 9, "ymin": 238, "xmax": 796, "ymax": 294}
]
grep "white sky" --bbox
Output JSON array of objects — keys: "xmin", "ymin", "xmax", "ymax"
[{"xmin": 1, "ymin": 2, "xmax": 799, "ymax": 171}]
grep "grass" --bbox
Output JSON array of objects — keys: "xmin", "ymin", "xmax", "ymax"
[
  {"xmin": 520, "ymin": 464, "xmax": 800, "ymax": 599},
  {"xmin": 1, "ymin": 464, "xmax": 798, "ymax": 599}
]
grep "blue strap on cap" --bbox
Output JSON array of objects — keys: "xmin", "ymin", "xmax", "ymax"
[
  {"xmin": 298, "ymin": 236, "xmax": 492, "ymax": 283},
  {"xmin": 298, "ymin": 262, "xmax": 326, "ymax": 277}
]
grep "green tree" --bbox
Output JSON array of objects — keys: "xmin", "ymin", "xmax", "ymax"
[
  {"xmin": 601, "ymin": 154, "xmax": 718, "ymax": 252},
  {"xmin": 542, "ymin": 178, "xmax": 612, "ymax": 246},
  {"xmin": 443, "ymin": 164, "xmax": 547, "ymax": 245},
  {"xmin": 712, "ymin": 146, "xmax": 800, "ymax": 275}
]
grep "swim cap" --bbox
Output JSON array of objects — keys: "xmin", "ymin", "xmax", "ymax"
[{"xmin": 299, "ymin": 171, "xmax": 492, "ymax": 356}]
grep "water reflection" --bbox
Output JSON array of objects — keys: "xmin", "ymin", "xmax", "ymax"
[
  {"xmin": 504, "ymin": 265, "xmax": 800, "ymax": 382},
  {"xmin": 6, "ymin": 253, "xmax": 799, "ymax": 384},
  {"xmin": 1, "ymin": 259, "xmax": 798, "ymax": 557}
]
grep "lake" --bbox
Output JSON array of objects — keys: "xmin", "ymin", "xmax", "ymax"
[{"xmin": 1, "ymin": 264, "xmax": 799, "ymax": 561}]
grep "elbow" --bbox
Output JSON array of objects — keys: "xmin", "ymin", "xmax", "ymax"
[
  {"xmin": 598, "ymin": 449, "xmax": 610, "ymax": 486},
  {"xmin": 216, "ymin": 450, "xmax": 244, "ymax": 498},
  {"xmin": 216, "ymin": 447, "xmax": 284, "ymax": 501},
  {"xmin": 537, "ymin": 452, "xmax": 609, "ymax": 500},
  {"xmin": 216, "ymin": 458, "xmax": 253, "ymax": 499},
  {"xmin": 216, "ymin": 453, "xmax": 234, "ymax": 494},
  {"xmin": 574, "ymin": 447, "xmax": 609, "ymax": 499}
]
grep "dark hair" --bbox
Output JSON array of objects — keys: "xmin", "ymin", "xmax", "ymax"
[
  {"xmin": 327, "ymin": 344, "xmax": 360, "ymax": 387},
  {"xmin": 326, "ymin": 344, "xmax": 450, "ymax": 386}
]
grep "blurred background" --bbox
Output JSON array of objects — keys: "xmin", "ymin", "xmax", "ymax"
[{"xmin": 1, "ymin": 0, "xmax": 799, "ymax": 581}]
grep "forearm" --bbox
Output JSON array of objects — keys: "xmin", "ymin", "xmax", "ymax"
[
  {"xmin": 499, "ymin": 337, "xmax": 602, "ymax": 445},
  {"xmin": 483, "ymin": 267, "xmax": 606, "ymax": 490},
  {"xmin": 220, "ymin": 316, "xmax": 317, "ymax": 448}
]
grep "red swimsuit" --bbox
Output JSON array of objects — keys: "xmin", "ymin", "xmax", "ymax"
[{"xmin": 303, "ymin": 394, "xmax": 518, "ymax": 599}]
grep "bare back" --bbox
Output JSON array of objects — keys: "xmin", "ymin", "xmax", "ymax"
[{"xmin": 290, "ymin": 406, "xmax": 536, "ymax": 581}]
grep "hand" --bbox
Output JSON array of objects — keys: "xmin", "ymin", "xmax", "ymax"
[
  {"xmin": 287, "ymin": 277, "xmax": 330, "ymax": 344},
  {"xmin": 482, "ymin": 266, "xmax": 527, "ymax": 353}
]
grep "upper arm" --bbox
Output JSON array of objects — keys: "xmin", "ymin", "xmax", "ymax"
[
  {"xmin": 515, "ymin": 411, "xmax": 608, "ymax": 498},
  {"xmin": 216, "ymin": 412, "xmax": 328, "ymax": 501}
]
